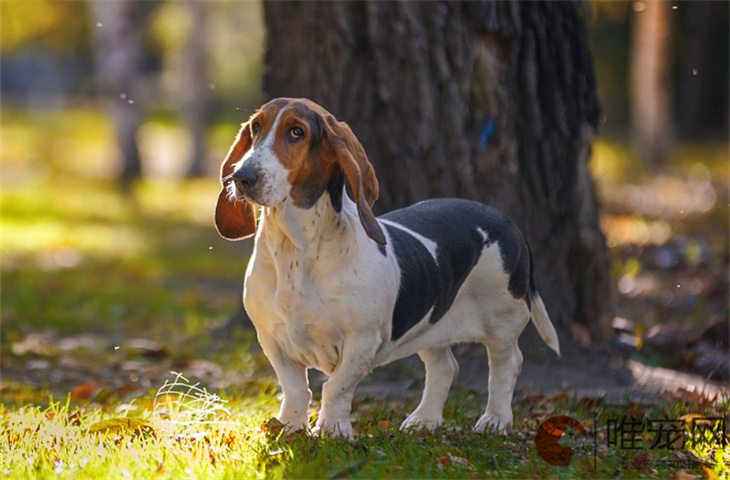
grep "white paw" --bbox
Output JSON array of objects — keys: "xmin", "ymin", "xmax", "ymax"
[
  {"xmin": 400, "ymin": 414, "xmax": 443, "ymax": 432},
  {"xmin": 474, "ymin": 413, "xmax": 512, "ymax": 434},
  {"xmin": 313, "ymin": 417, "xmax": 353, "ymax": 438},
  {"xmin": 276, "ymin": 414, "xmax": 309, "ymax": 432}
]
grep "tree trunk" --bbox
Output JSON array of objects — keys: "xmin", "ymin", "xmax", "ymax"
[
  {"xmin": 90, "ymin": 1, "xmax": 148, "ymax": 185},
  {"xmin": 629, "ymin": 0, "xmax": 673, "ymax": 164},
  {"xmin": 263, "ymin": 0, "xmax": 612, "ymax": 345},
  {"xmin": 183, "ymin": 1, "xmax": 211, "ymax": 177}
]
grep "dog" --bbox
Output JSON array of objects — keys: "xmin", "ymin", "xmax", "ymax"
[{"xmin": 215, "ymin": 98, "xmax": 560, "ymax": 437}]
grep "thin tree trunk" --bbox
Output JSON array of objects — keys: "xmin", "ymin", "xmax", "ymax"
[
  {"xmin": 90, "ymin": 1, "xmax": 147, "ymax": 185},
  {"xmin": 183, "ymin": 1, "xmax": 211, "ymax": 177},
  {"xmin": 264, "ymin": 0, "xmax": 612, "ymax": 345},
  {"xmin": 629, "ymin": 0, "xmax": 673, "ymax": 165}
]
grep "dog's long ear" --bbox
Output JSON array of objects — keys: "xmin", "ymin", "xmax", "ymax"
[
  {"xmin": 321, "ymin": 115, "xmax": 386, "ymax": 245},
  {"xmin": 215, "ymin": 123, "xmax": 257, "ymax": 240}
]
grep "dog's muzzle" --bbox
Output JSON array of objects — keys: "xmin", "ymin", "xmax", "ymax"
[{"xmin": 232, "ymin": 167, "xmax": 259, "ymax": 189}]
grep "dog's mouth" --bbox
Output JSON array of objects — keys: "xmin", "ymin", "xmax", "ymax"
[{"xmin": 226, "ymin": 182, "xmax": 251, "ymax": 202}]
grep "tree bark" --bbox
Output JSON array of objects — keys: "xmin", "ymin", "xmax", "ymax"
[{"xmin": 263, "ymin": 0, "xmax": 612, "ymax": 345}]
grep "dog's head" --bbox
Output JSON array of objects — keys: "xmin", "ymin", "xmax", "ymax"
[{"xmin": 215, "ymin": 98, "xmax": 385, "ymax": 245}]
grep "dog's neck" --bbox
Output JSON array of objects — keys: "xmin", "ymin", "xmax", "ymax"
[{"xmin": 258, "ymin": 188, "xmax": 364, "ymax": 268}]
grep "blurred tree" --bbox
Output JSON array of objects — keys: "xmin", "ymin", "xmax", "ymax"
[
  {"xmin": 90, "ymin": 1, "xmax": 155, "ymax": 185},
  {"xmin": 629, "ymin": 0, "xmax": 672, "ymax": 165},
  {"xmin": 263, "ymin": 1, "xmax": 612, "ymax": 345},
  {"xmin": 676, "ymin": 1, "xmax": 729, "ymax": 140},
  {"xmin": 182, "ymin": 1, "xmax": 211, "ymax": 177}
]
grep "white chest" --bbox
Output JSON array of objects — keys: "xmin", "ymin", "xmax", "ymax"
[{"xmin": 243, "ymin": 208, "xmax": 399, "ymax": 374}]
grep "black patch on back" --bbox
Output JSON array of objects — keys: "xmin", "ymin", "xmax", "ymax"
[
  {"xmin": 381, "ymin": 199, "xmax": 531, "ymax": 341},
  {"xmin": 384, "ymin": 224, "xmax": 442, "ymax": 340}
]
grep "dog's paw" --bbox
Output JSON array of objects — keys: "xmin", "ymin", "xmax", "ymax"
[
  {"xmin": 474, "ymin": 413, "xmax": 512, "ymax": 434},
  {"xmin": 276, "ymin": 414, "xmax": 309, "ymax": 433},
  {"xmin": 400, "ymin": 414, "xmax": 443, "ymax": 432},
  {"xmin": 313, "ymin": 417, "xmax": 354, "ymax": 438}
]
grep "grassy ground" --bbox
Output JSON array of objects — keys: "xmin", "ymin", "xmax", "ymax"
[
  {"xmin": 1, "ymin": 382, "xmax": 727, "ymax": 478},
  {"xmin": 1, "ymin": 108, "xmax": 728, "ymax": 478}
]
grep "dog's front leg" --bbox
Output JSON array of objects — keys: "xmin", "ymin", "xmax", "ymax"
[
  {"xmin": 313, "ymin": 343, "xmax": 376, "ymax": 438},
  {"xmin": 259, "ymin": 336, "xmax": 311, "ymax": 431}
]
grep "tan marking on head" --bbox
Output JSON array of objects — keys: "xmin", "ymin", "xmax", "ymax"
[
  {"xmin": 266, "ymin": 101, "xmax": 341, "ymax": 208},
  {"xmin": 247, "ymin": 98, "xmax": 291, "ymax": 148}
]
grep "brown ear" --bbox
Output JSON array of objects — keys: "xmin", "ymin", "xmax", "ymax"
[
  {"xmin": 322, "ymin": 116, "xmax": 386, "ymax": 245},
  {"xmin": 214, "ymin": 123, "xmax": 257, "ymax": 240}
]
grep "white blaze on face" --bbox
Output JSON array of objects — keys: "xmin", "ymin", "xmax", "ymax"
[{"xmin": 238, "ymin": 108, "xmax": 291, "ymax": 206}]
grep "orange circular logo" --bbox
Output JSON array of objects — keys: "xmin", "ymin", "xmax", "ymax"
[{"xmin": 535, "ymin": 416, "xmax": 587, "ymax": 467}]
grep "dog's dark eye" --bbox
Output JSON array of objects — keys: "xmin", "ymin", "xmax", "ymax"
[
  {"xmin": 251, "ymin": 121, "xmax": 261, "ymax": 135},
  {"xmin": 288, "ymin": 126, "xmax": 304, "ymax": 140}
]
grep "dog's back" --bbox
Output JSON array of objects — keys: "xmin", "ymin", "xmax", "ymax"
[{"xmin": 381, "ymin": 199, "xmax": 531, "ymax": 337}]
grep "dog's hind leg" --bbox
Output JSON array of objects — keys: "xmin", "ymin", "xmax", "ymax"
[
  {"xmin": 474, "ymin": 338, "xmax": 523, "ymax": 434},
  {"xmin": 400, "ymin": 345, "xmax": 459, "ymax": 431}
]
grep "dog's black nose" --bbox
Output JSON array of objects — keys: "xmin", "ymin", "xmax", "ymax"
[{"xmin": 232, "ymin": 167, "xmax": 259, "ymax": 188}]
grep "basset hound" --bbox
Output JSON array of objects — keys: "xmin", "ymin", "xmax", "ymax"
[{"xmin": 215, "ymin": 98, "xmax": 560, "ymax": 437}]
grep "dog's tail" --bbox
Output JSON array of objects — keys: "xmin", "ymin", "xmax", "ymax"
[{"xmin": 527, "ymin": 245, "xmax": 560, "ymax": 356}]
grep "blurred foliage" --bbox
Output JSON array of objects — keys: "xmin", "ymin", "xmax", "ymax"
[
  {"xmin": 1, "ymin": 1, "xmax": 725, "ymax": 138},
  {"xmin": 0, "ymin": 1, "xmax": 92, "ymax": 55},
  {"xmin": 591, "ymin": 137, "xmax": 728, "ymax": 339},
  {"xmin": 1, "ymin": 1, "xmax": 264, "ymax": 119},
  {"xmin": 0, "ymin": 108, "xmax": 249, "ymax": 348}
]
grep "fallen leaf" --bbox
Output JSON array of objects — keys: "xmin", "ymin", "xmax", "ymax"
[
  {"xmin": 116, "ymin": 384, "xmax": 136, "ymax": 395},
  {"xmin": 672, "ymin": 470, "xmax": 696, "ymax": 480},
  {"xmin": 153, "ymin": 462, "xmax": 167, "ymax": 478},
  {"xmin": 630, "ymin": 453, "xmax": 650, "ymax": 472},
  {"xmin": 259, "ymin": 417, "xmax": 286, "ymax": 439},
  {"xmin": 625, "ymin": 406, "xmax": 644, "ymax": 416},
  {"xmin": 67, "ymin": 411, "xmax": 82, "ymax": 426},
  {"xmin": 702, "ymin": 467, "xmax": 717, "ymax": 480},
  {"xmin": 549, "ymin": 393, "xmax": 570, "ymax": 403},
  {"xmin": 71, "ymin": 381, "xmax": 104, "ymax": 401}
]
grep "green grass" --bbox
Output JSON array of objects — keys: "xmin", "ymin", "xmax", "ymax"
[
  {"xmin": 1, "ymin": 108, "xmax": 728, "ymax": 478},
  {"xmin": 0, "ymin": 178, "xmax": 246, "ymax": 349},
  {"xmin": 1, "ymin": 387, "xmax": 728, "ymax": 479}
]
